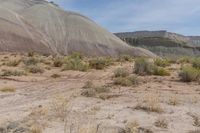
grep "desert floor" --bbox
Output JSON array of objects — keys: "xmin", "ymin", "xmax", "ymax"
[{"xmin": 0, "ymin": 53, "xmax": 200, "ymax": 133}]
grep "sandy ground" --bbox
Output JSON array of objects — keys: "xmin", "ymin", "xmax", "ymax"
[{"xmin": 0, "ymin": 54, "xmax": 200, "ymax": 133}]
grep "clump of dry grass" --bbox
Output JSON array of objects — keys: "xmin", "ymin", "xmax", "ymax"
[
  {"xmin": 154, "ymin": 58, "xmax": 170, "ymax": 67},
  {"xmin": 117, "ymin": 55, "xmax": 133, "ymax": 62},
  {"xmin": 135, "ymin": 94, "xmax": 163, "ymax": 113},
  {"xmin": 154, "ymin": 117, "xmax": 168, "ymax": 128},
  {"xmin": 134, "ymin": 58, "xmax": 154, "ymax": 75},
  {"xmin": 168, "ymin": 96, "xmax": 180, "ymax": 106},
  {"xmin": 192, "ymin": 115, "xmax": 200, "ymax": 127},
  {"xmin": 0, "ymin": 86, "xmax": 16, "ymax": 92},
  {"xmin": 114, "ymin": 68, "xmax": 129, "ymax": 78},
  {"xmin": 51, "ymin": 74, "xmax": 61, "ymax": 78},
  {"xmin": 0, "ymin": 69, "xmax": 27, "ymax": 76},
  {"xmin": 26, "ymin": 65, "xmax": 44, "ymax": 74},
  {"xmin": 82, "ymin": 81, "xmax": 94, "ymax": 89},
  {"xmin": 179, "ymin": 66, "xmax": 200, "ymax": 82},
  {"xmin": 30, "ymin": 124, "xmax": 43, "ymax": 133},
  {"xmin": 51, "ymin": 95, "xmax": 70, "ymax": 121},
  {"xmin": 6, "ymin": 59, "xmax": 21, "ymax": 67},
  {"xmin": 125, "ymin": 120, "xmax": 139, "ymax": 133},
  {"xmin": 113, "ymin": 75, "xmax": 138, "ymax": 87},
  {"xmin": 53, "ymin": 57, "xmax": 64, "ymax": 67},
  {"xmin": 23, "ymin": 57, "xmax": 39, "ymax": 66},
  {"xmin": 81, "ymin": 81, "xmax": 110, "ymax": 97},
  {"xmin": 153, "ymin": 67, "xmax": 170, "ymax": 76},
  {"xmin": 89, "ymin": 57, "xmax": 113, "ymax": 70}
]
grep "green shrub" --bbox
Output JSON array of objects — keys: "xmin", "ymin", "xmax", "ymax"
[
  {"xmin": 128, "ymin": 75, "xmax": 139, "ymax": 85},
  {"xmin": 179, "ymin": 66, "xmax": 200, "ymax": 82},
  {"xmin": 69, "ymin": 52, "xmax": 83, "ymax": 60},
  {"xmin": 62, "ymin": 58, "xmax": 88, "ymax": 72},
  {"xmin": 89, "ymin": 58, "xmax": 113, "ymax": 70},
  {"xmin": 28, "ymin": 51, "xmax": 35, "ymax": 57},
  {"xmin": 114, "ymin": 68, "xmax": 129, "ymax": 77},
  {"xmin": 154, "ymin": 58, "xmax": 170, "ymax": 67},
  {"xmin": 0, "ymin": 69, "xmax": 27, "ymax": 76},
  {"xmin": 51, "ymin": 74, "xmax": 61, "ymax": 78},
  {"xmin": 94, "ymin": 86, "xmax": 110, "ymax": 93},
  {"xmin": 192, "ymin": 58, "xmax": 200, "ymax": 69},
  {"xmin": 23, "ymin": 57, "xmax": 39, "ymax": 66},
  {"xmin": 26, "ymin": 65, "xmax": 44, "ymax": 73},
  {"xmin": 153, "ymin": 67, "xmax": 170, "ymax": 76},
  {"xmin": 134, "ymin": 58, "xmax": 154, "ymax": 75},
  {"xmin": 114, "ymin": 77, "xmax": 132, "ymax": 86},
  {"xmin": 6, "ymin": 59, "xmax": 21, "ymax": 67},
  {"xmin": 178, "ymin": 57, "xmax": 191, "ymax": 64},
  {"xmin": 117, "ymin": 55, "xmax": 133, "ymax": 62},
  {"xmin": 53, "ymin": 57, "xmax": 64, "ymax": 67}
]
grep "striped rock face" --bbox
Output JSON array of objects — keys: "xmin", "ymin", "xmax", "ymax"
[{"xmin": 0, "ymin": 0, "xmax": 156, "ymax": 57}]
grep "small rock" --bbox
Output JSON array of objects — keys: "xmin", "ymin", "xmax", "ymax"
[{"xmin": 14, "ymin": 127, "xmax": 28, "ymax": 133}]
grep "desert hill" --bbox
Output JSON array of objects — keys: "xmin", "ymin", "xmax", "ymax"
[
  {"xmin": 0, "ymin": 0, "xmax": 155, "ymax": 57},
  {"xmin": 115, "ymin": 30, "xmax": 200, "ymax": 57}
]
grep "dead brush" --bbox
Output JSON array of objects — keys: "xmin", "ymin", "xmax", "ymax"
[
  {"xmin": 154, "ymin": 117, "xmax": 168, "ymax": 128},
  {"xmin": 135, "ymin": 94, "xmax": 163, "ymax": 113},
  {"xmin": 168, "ymin": 95, "xmax": 180, "ymax": 106},
  {"xmin": 125, "ymin": 120, "xmax": 139, "ymax": 133},
  {"xmin": 51, "ymin": 95, "xmax": 70, "ymax": 121}
]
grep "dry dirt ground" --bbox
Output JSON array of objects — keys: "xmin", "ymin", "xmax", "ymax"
[{"xmin": 0, "ymin": 53, "xmax": 200, "ymax": 133}]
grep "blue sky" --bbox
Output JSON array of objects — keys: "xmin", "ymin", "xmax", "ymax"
[{"xmin": 50, "ymin": 0, "xmax": 200, "ymax": 35}]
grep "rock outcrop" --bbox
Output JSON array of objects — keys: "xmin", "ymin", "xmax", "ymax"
[
  {"xmin": 0, "ymin": 0, "xmax": 155, "ymax": 57},
  {"xmin": 115, "ymin": 30, "xmax": 200, "ymax": 57}
]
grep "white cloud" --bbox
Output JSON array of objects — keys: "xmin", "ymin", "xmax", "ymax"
[{"xmin": 48, "ymin": 0, "xmax": 200, "ymax": 35}]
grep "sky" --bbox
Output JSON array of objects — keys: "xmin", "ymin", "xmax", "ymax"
[{"xmin": 50, "ymin": 0, "xmax": 200, "ymax": 35}]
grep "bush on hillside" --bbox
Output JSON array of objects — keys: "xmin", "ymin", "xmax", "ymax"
[
  {"xmin": 134, "ymin": 58, "xmax": 154, "ymax": 75},
  {"xmin": 179, "ymin": 66, "xmax": 200, "ymax": 82}
]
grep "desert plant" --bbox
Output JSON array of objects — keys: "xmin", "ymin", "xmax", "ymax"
[
  {"xmin": 51, "ymin": 74, "xmax": 61, "ymax": 78},
  {"xmin": 23, "ymin": 57, "xmax": 39, "ymax": 66},
  {"xmin": 153, "ymin": 67, "xmax": 170, "ymax": 76},
  {"xmin": 179, "ymin": 66, "xmax": 200, "ymax": 82},
  {"xmin": 114, "ymin": 77, "xmax": 132, "ymax": 86},
  {"xmin": 30, "ymin": 124, "xmax": 43, "ymax": 133},
  {"xmin": 6, "ymin": 59, "xmax": 21, "ymax": 67},
  {"xmin": 178, "ymin": 56, "xmax": 191, "ymax": 64},
  {"xmin": 168, "ymin": 96, "xmax": 180, "ymax": 106},
  {"xmin": 134, "ymin": 58, "xmax": 154, "ymax": 75},
  {"xmin": 192, "ymin": 58, "xmax": 200, "ymax": 69},
  {"xmin": 26, "ymin": 65, "xmax": 44, "ymax": 74},
  {"xmin": 154, "ymin": 58, "xmax": 170, "ymax": 67},
  {"xmin": 135, "ymin": 94, "xmax": 163, "ymax": 113},
  {"xmin": 82, "ymin": 81, "xmax": 94, "ymax": 89},
  {"xmin": 125, "ymin": 120, "xmax": 139, "ymax": 133},
  {"xmin": 117, "ymin": 55, "xmax": 133, "ymax": 62},
  {"xmin": 0, "ymin": 86, "xmax": 16, "ymax": 92},
  {"xmin": 114, "ymin": 68, "xmax": 129, "ymax": 77},
  {"xmin": 0, "ymin": 69, "xmax": 27, "ymax": 76},
  {"xmin": 128, "ymin": 75, "xmax": 139, "ymax": 85},
  {"xmin": 69, "ymin": 52, "xmax": 83, "ymax": 60},
  {"xmin": 94, "ymin": 86, "xmax": 110, "ymax": 93},
  {"xmin": 62, "ymin": 58, "xmax": 89, "ymax": 71},
  {"xmin": 89, "ymin": 57, "xmax": 113, "ymax": 70},
  {"xmin": 53, "ymin": 57, "xmax": 64, "ymax": 67},
  {"xmin": 154, "ymin": 117, "xmax": 168, "ymax": 128}
]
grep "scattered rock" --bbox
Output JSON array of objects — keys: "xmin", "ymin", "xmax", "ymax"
[
  {"xmin": 14, "ymin": 127, "xmax": 28, "ymax": 133},
  {"xmin": 7, "ymin": 122, "xmax": 19, "ymax": 130}
]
